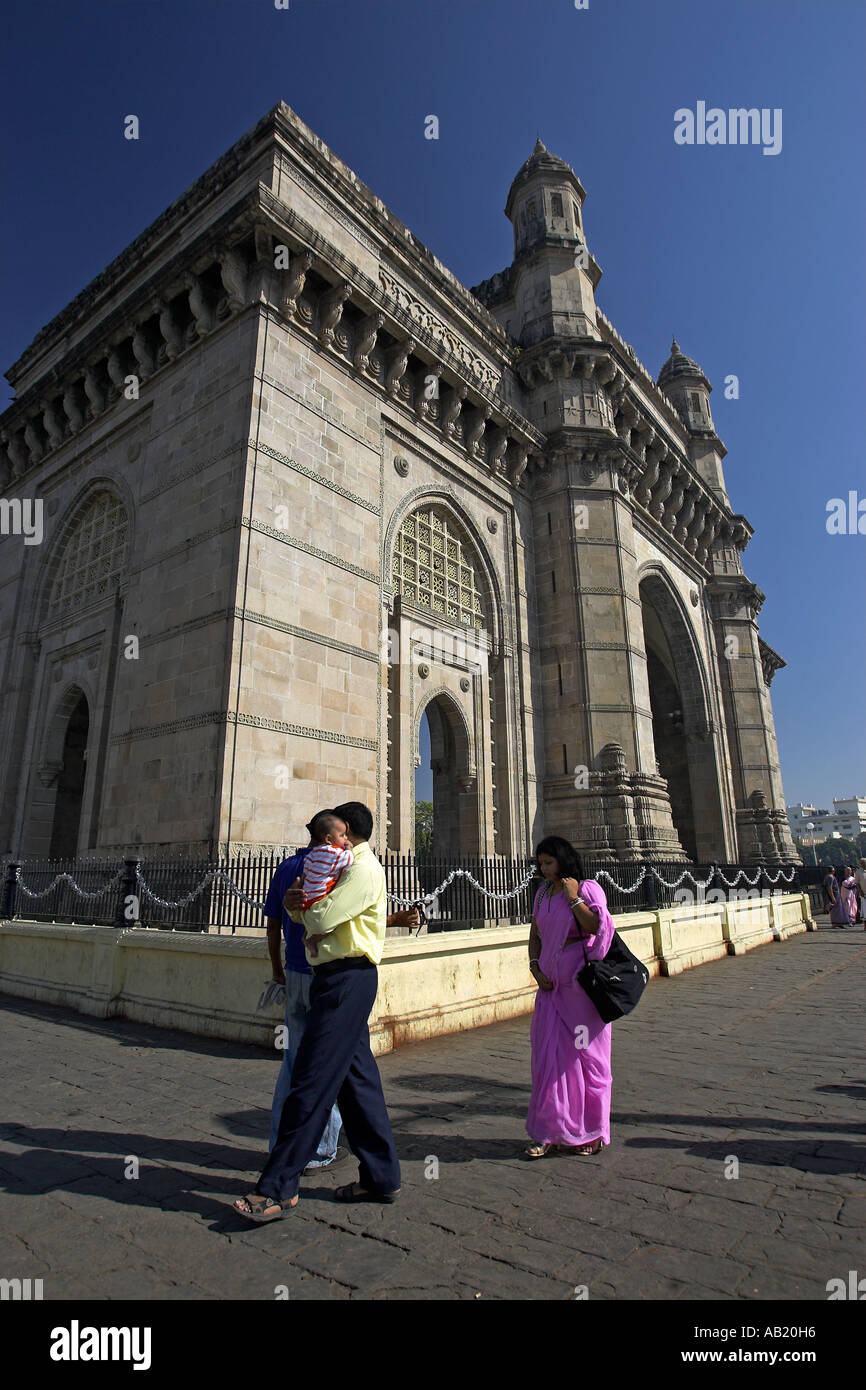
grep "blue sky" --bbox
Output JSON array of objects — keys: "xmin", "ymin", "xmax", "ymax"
[{"xmin": 2, "ymin": 0, "xmax": 863, "ymax": 812}]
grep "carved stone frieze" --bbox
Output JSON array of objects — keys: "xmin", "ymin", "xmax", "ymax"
[{"xmin": 378, "ymin": 267, "xmax": 500, "ymax": 392}]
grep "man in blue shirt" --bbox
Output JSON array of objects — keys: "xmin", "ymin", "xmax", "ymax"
[{"xmin": 264, "ymin": 812, "xmax": 419, "ymax": 1169}]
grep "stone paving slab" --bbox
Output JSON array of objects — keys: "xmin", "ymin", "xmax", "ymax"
[{"xmin": 0, "ymin": 918, "xmax": 864, "ymax": 1300}]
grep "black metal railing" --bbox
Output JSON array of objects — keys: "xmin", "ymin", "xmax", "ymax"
[{"xmin": 0, "ymin": 850, "xmax": 804, "ymax": 934}]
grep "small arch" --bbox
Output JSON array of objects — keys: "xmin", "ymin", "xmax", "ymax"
[
  {"xmin": 45, "ymin": 687, "xmax": 90, "ymax": 858},
  {"xmin": 414, "ymin": 687, "xmax": 478, "ymax": 857}
]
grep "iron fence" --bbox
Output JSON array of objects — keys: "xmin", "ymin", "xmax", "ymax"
[{"xmin": 1, "ymin": 850, "xmax": 805, "ymax": 934}]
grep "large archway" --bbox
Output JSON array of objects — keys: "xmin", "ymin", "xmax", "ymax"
[
  {"xmin": 639, "ymin": 574, "xmax": 727, "ymax": 863},
  {"xmin": 49, "ymin": 693, "xmax": 90, "ymax": 859}
]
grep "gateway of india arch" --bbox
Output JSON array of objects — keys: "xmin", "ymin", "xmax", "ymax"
[{"xmin": 0, "ymin": 104, "xmax": 798, "ymax": 868}]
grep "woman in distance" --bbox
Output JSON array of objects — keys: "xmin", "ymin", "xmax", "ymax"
[{"xmin": 524, "ymin": 836, "xmax": 615, "ymax": 1158}]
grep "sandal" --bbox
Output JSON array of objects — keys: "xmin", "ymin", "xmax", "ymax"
[
  {"xmin": 523, "ymin": 1142, "xmax": 555, "ymax": 1159},
  {"xmin": 334, "ymin": 1181, "xmax": 400, "ymax": 1204},
  {"xmin": 572, "ymin": 1139, "xmax": 603, "ymax": 1156},
  {"xmin": 232, "ymin": 1192, "xmax": 298, "ymax": 1223}
]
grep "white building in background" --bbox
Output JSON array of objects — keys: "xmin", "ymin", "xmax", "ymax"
[{"xmin": 788, "ymin": 799, "xmax": 866, "ymax": 845}]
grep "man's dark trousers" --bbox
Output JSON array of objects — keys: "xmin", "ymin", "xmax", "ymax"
[{"xmin": 257, "ymin": 958, "xmax": 400, "ymax": 1202}]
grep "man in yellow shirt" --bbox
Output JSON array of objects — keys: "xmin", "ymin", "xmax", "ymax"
[{"xmin": 234, "ymin": 802, "xmax": 401, "ymax": 1221}]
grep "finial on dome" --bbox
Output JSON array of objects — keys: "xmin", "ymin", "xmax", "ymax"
[
  {"xmin": 533, "ymin": 136, "xmax": 546, "ymax": 154},
  {"xmin": 671, "ymin": 336, "xmax": 680, "ymax": 354}
]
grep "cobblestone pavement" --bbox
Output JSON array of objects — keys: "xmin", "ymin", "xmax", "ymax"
[{"xmin": 1, "ymin": 918, "xmax": 864, "ymax": 1301}]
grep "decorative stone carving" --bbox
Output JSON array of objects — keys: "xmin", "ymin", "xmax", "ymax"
[
  {"xmin": 441, "ymin": 382, "xmax": 467, "ymax": 436},
  {"xmin": 675, "ymin": 488, "xmax": 697, "ymax": 545},
  {"xmin": 378, "ymin": 267, "xmax": 500, "ymax": 392},
  {"xmin": 157, "ymin": 303, "xmax": 183, "ymax": 363},
  {"xmin": 280, "ymin": 250, "xmax": 313, "ymax": 317},
  {"xmin": 690, "ymin": 589, "xmax": 700, "ymax": 607},
  {"xmin": 186, "ymin": 275, "xmax": 214, "ymax": 341},
  {"xmin": 23, "ymin": 420, "xmax": 44, "ymax": 465},
  {"xmin": 83, "ymin": 365, "xmax": 106, "ymax": 419},
  {"xmin": 466, "ymin": 406, "xmax": 491, "ymax": 459},
  {"xmin": 507, "ymin": 443, "xmax": 528, "ymax": 487},
  {"xmin": 662, "ymin": 476, "xmax": 687, "ymax": 532},
  {"xmin": 218, "ymin": 246, "xmax": 249, "ymax": 316},
  {"xmin": 648, "ymin": 459, "xmax": 674, "ymax": 520},
  {"xmin": 457, "ymin": 773, "xmax": 476, "ymax": 794},
  {"xmin": 386, "ymin": 337, "xmax": 416, "ymax": 397},
  {"xmin": 487, "ymin": 426, "xmax": 508, "ymax": 475},
  {"xmin": 460, "ymin": 677, "xmax": 471, "ymax": 692},
  {"xmin": 415, "ymin": 363, "xmax": 442, "ymax": 421},
  {"xmin": 418, "ymin": 663, "xmax": 429, "ymax": 678},
  {"xmin": 394, "ymin": 456, "xmax": 409, "ymax": 477},
  {"xmin": 486, "ymin": 517, "xmax": 498, "ymax": 534},
  {"xmin": 132, "ymin": 323, "xmax": 155, "ymax": 379},
  {"xmin": 580, "ymin": 462, "xmax": 600, "ymax": 484},
  {"xmin": 106, "ymin": 347, "xmax": 127, "ymax": 401},
  {"xmin": 317, "ymin": 281, "xmax": 350, "ymax": 347},
  {"xmin": 42, "ymin": 402, "xmax": 65, "ymax": 450},
  {"xmin": 353, "ymin": 311, "xmax": 384, "ymax": 374},
  {"xmin": 634, "ymin": 453, "xmax": 660, "ymax": 507}
]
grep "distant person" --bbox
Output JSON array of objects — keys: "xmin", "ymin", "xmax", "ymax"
[
  {"xmin": 524, "ymin": 835, "xmax": 614, "ymax": 1159},
  {"xmin": 855, "ymin": 859, "xmax": 866, "ymax": 927},
  {"xmin": 827, "ymin": 867, "xmax": 851, "ymax": 928},
  {"xmin": 840, "ymin": 866, "xmax": 858, "ymax": 924},
  {"xmin": 822, "ymin": 866, "xmax": 836, "ymax": 912}
]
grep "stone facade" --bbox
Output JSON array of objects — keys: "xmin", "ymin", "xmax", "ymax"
[{"xmin": 0, "ymin": 107, "xmax": 799, "ymax": 865}]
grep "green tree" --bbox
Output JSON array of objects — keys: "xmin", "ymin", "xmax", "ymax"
[
  {"xmin": 415, "ymin": 800, "xmax": 434, "ymax": 853},
  {"xmin": 813, "ymin": 836, "xmax": 860, "ymax": 866}
]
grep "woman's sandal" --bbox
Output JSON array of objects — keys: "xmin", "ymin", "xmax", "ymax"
[
  {"xmin": 334, "ymin": 1181, "xmax": 400, "ymax": 1204},
  {"xmin": 232, "ymin": 1193, "xmax": 298, "ymax": 1222},
  {"xmin": 523, "ymin": 1142, "xmax": 555, "ymax": 1159},
  {"xmin": 572, "ymin": 1139, "xmax": 603, "ymax": 1156}
]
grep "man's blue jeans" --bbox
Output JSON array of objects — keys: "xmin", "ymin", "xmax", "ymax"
[{"xmin": 269, "ymin": 970, "xmax": 342, "ymax": 1162}]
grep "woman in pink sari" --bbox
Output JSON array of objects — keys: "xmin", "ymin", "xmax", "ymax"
[{"xmin": 525, "ymin": 836, "xmax": 615, "ymax": 1158}]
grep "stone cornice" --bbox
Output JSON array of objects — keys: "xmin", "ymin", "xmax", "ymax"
[
  {"xmin": 6, "ymin": 110, "xmax": 281, "ymax": 389},
  {"xmin": 0, "ymin": 188, "xmax": 262, "ymax": 427}
]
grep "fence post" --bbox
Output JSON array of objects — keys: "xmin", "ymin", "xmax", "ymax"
[
  {"xmin": 2, "ymin": 862, "xmax": 21, "ymax": 920},
  {"xmin": 710, "ymin": 862, "xmax": 720, "ymax": 899},
  {"xmin": 115, "ymin": 857, "xmax": 140, "ymax": 929},
  {"xmin": 642, "ymin": 861, "xmax": 657, "ymax": 911}
]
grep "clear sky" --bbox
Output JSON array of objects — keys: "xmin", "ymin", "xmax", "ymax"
[{"xmin": 2, "ymin": 0, "xmax": 863, "ymax": 811}]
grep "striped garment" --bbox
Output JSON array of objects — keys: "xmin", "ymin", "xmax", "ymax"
[{"xmin": 301, "ymin": 843, "xmax": 354, "ymax": 908}]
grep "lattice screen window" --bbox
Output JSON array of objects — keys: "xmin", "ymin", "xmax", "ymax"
[
  {"xmin": 49, "ymin": 492, "xmax": 128, "ymax": 615},
  {"xmin": 392, "ymin": 507, "xmax": 484, "ymax": 628}
]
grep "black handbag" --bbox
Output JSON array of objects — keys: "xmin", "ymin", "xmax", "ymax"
[{"xmin": 577, "ymin": 929, "xmax": 649, "ymax": 1023}]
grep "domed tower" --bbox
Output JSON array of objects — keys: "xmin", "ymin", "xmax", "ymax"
[
  {"xmin": 658, "ymin": 338, "xmax": 730, "ymax": 508},
  {"xmin": 501, "ymin": 138, "xmax": 602, "ymax": 345}
]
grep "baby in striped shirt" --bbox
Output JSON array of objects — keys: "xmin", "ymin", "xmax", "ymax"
[{"xmin": 301, "ymin": 812, "xmax": 354, "ymax": 957}]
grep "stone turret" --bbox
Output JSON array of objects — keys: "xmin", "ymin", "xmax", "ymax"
[
  {"xmin": 500, "ymin": 139, "xmax": 602, "ymax": 345},
  {"xmin": 658, "ymin": 338, "xmax": 730, "ymax": 508}
]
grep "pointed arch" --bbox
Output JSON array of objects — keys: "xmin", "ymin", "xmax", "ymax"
[
  {"xmin": 384, "ymin": 485, "xmax": 505, "ymax": 652},
  {"xmin": 35, "ymin": 478, "xmax": 132, "ymax": 628}
]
